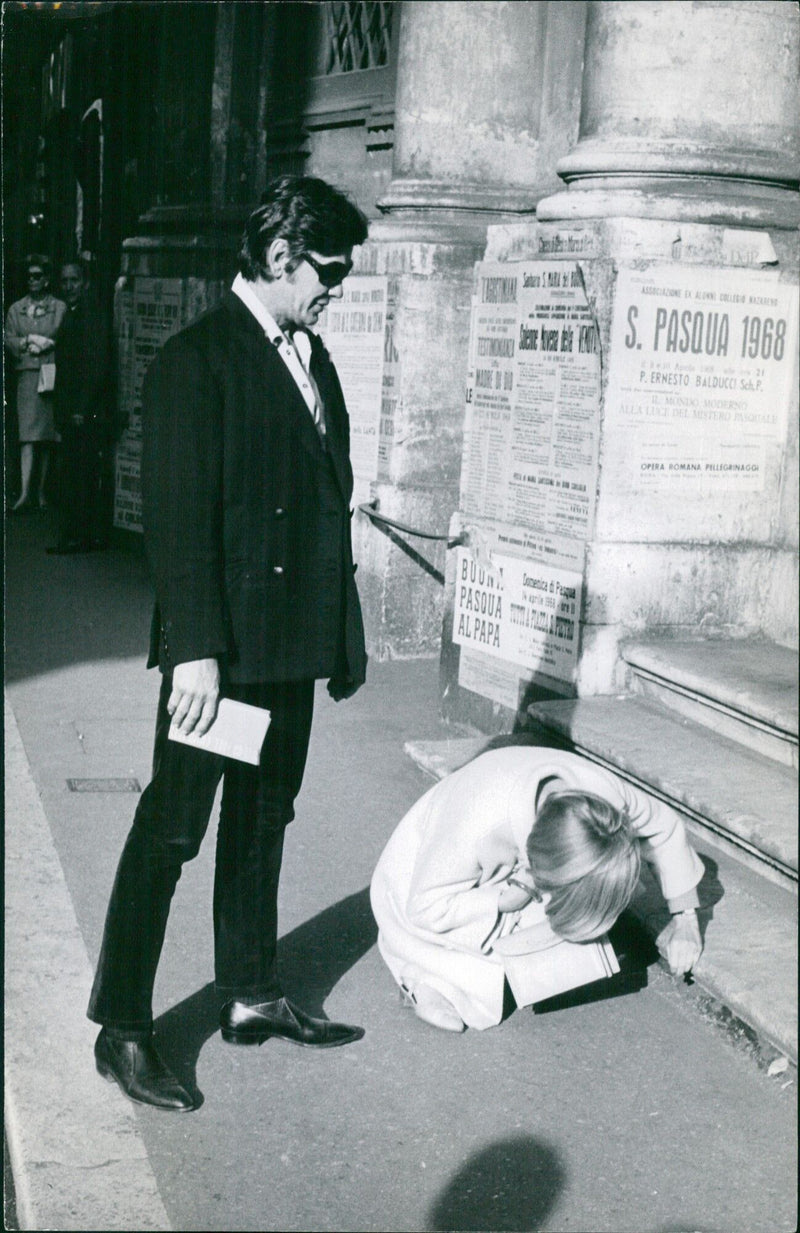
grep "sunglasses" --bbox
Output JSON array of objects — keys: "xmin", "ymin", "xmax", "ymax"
[
  {"xmin": 302, "ymin": 253, "xmax": 353, "ymax": 288},
  {"xmin": 28, "ymin": 270, "xmax": 45, "ymax": 279}
]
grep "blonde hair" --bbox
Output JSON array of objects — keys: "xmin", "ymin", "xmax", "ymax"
[{"xmin": 526, "ymin": 790, "xmax": 641, "ymax": 942}]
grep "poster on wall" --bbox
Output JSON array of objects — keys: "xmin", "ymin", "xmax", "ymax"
[
  {"xmin": 131, "ymin": 278, "xmax": 184, "ymax": 425},
  {"xmin": 115, "ymin": 284, "xmax": 136, "ymax": 430},
  {"xmin": 113, "ymin": 277, "xmax": 185, "ymax": 532},
  {"xmin": 453, "ymin": 541, "xmax": 583, "ymax": 690},
  {"xmin": 378, "ymin": 277, "xmax": 400, "ymax": 481},
  {"xmin": 460, "ymin": 261, "xmax": 602, "ymax": 540},
  {"xmin": 457, "ymin": 647, "xmax": 521, "ymax": 712},
  {"xmin": 605, "ymin": 265, "xmax": 799, "ymax": 491},
  {"xmin": 113, "ymin": 451, "xmax": 143, "ymax": 532},
  {"xmin": 319, "ymin": 275, "xmax": 389, "ymax": 483}
]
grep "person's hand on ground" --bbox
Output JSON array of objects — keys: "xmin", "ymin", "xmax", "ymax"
[{"xmin": 657, "ymin": 910, "xmax": 703, "ymax": 975}]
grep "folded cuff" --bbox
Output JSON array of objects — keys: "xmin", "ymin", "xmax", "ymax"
[{"xmin": 666, "ymin": 886, "xmax": 701, "ymax": 913}]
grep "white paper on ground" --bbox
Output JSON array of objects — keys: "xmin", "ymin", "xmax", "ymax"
[
  {"xmin": 502, "ymin": 932, "xmax": 619, "ymax": 1007},
  {"xmin": 491, "ymin": 895, "xmax": 620, "ymax": 1006},
  {"xmin": 168, "ymin": 698, "xmax": 271, "ymax": 765}
]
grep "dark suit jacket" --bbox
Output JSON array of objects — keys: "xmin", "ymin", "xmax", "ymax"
[
  {"xmin": 54, "ymin": 294, "xmax": 111, "ymax": 434},
  {"xmin": 141, "ymin": 291, "xmax": 366, "ymax": 689}
]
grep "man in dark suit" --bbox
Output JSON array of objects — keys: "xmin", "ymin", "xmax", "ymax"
[
  {"xmin": 48, "ymin": 261, "xmax": 112, "ymax": 554},
  {"xmin": 88, "ymin": 177, "xmax": 369, "ymax": 1111}
]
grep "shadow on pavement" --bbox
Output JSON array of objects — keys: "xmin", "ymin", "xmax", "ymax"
[
  {"xmin": 277, "ymin": 885, "xmax": 377, "ymax": 1011},
  {"xmin": 696, "ymin": 852, "xmax": 724, "ymax": 919},
  {"xmin": 656, "ymin": 1226, "xmax": 717, "ymax": 1233},
  {"xmin": 528, "ymin": 909, "xmax": 658, "ymax": 1017},
  {"xmin": 5, "ymin": 512, "xmax": 153, "ymax": 683},
  {"xmin": 635, "ymin": 853, "xmax": 724, "ymax": 954},
  {"xmin": 427, "ymin": 1133, "xmax": 566, "ymax": 1231},
  {"xmin": 153, "ymin": 886, "xmax": 376, "ymax": 1098}
]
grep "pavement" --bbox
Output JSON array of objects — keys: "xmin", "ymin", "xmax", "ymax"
[{"xmin": 4, "ymin": 508, "xmax": 798, "ymax": 1233}]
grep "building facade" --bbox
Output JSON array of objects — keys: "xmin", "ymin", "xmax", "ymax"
[{"xmin": 5, "ymin": 0, "xmax": 798, "ymax": 732}]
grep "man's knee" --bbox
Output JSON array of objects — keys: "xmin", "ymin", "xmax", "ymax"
[
  {"xmin": 256, "ymin": 789, "xmax": 296, "ymax": 835},
  {"xmin": 128, "ymin": 813, "xmax": 205, "ymax": 864},
  {"xmin": 132, "ymin": 756, "xmax": 217, "ymax": 858}
]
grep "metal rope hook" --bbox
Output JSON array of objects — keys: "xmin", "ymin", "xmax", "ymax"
[{"xmin": 357, "ymin": 499, "xmax": 466, "ymax": 549}]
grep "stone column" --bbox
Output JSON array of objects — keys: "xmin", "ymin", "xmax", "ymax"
[
  {"xmin": 538, "ymin": 0, "xmax": 800, "ymax": 228},
  {"xmin": 444, "ymin": 0, "xmax": 799, "ymax": 722},
  {"xmin": 113, "ymin": 4, "xmax": 271, "ymax": 537},
  {"xmin": 537, "ymin": 0, "xmax": 800, "ymax": 686},
  {"xmin": 357, "ymin": 0, "xmax": 586, "ymax": 658},
  {"xmin": 382, "ymin": 0, "xmax": 585, "ymax": 224},
  {"xmin": 210, "ymin": 2, "xmax": 269, "ymax": 210}
]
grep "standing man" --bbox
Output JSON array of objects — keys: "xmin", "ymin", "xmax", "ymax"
[
  {"xmin": 48, "ymin": 260, "xmax": 111, "ymax": 554},
  {"xmin": 88, "ymin": 177, "xmax": 369, "ymax": 1111}
]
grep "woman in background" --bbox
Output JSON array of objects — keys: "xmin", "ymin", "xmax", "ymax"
[
  {"xmin": 5, "ymin": 254, "xmax": 66, "ymax": 511},
  {"xmin": 371, "ymin": 745, "xmax": 704, "ymax": 1032}
]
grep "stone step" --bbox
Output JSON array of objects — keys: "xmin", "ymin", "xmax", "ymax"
[
  {"xmin": 628, "ymin": 828, "xmax": 797, "ymax": 1065},
  {"xmin": 526, "ymin": 696, "xmax": 797, "ymax": 890},
  {"xmin": 404, "ymin": 735, "xmax": 493, "ymax": 781},
  {"xmin": 404, "ymin": 730, "xmax": 798, "ymax": 1063},
  {"xmin": 621, "ymin": 638, "xmax": 798, "ymax": 769}
]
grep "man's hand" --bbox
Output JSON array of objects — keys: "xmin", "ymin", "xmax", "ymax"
[
  {"xmin": 327, "ymin": 675, "xmax": 361, "ymax": 702},
  {"xmin": 168, "ymin": 658, "xmax": 220, "ymax": 736},
  {"xmin": 656, "ymin": 911, "xmax": 703, "ymax": 976}
]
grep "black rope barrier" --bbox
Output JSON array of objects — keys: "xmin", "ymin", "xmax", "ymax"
[{"xmin": 357, "ymin": 502, "xmax": 466, "ymax": 549}]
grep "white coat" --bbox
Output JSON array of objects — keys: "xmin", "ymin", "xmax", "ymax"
[{"xmin": 370, "ymin": 746, "xmax": 704, "ymax": 1029}]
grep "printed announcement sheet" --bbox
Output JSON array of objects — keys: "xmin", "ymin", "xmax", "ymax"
[
  {"xmin": 378, "ymin": 278, "xmax": 400, "ymax": 480},
  {"xmin": 320, "ymin": 276, "xmax": 389, "ymax": 483},
  {"xmin": 606, "ymin": 265, "xmax": 799, "ymax": 491},
  {"xmin": 131, "ymin": 278, "xmax": 184, "ymax": 424},
  {"xmin": 114, "ymin": 277, "xmax": 184, "ymax": 532},
  {"xmin": 455, "ymin": 260, "xmax": 599, "ymax": 701},
  {"xmin": 453, "ymin": 545, "xmax": 583, "ymax": 688},
  {"xmin": 460, "ymin": 261, "xmax": 601, "ymax": 539}
]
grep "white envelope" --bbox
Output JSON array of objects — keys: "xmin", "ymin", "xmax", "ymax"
[{"xmin": 168, "ymin": 698, "xmax": 271, "ymax": 765}]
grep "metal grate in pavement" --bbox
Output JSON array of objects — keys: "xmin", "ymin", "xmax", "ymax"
[{"xmin": 66, "ymin": 778, "xmax": 141, "ymax": 793}]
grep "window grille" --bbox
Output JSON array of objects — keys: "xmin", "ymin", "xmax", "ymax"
[
  {"xmin": 42, "ymin": 33, "xmax": 73, "ymax": 119},
  {"xmin": 325, "ymin": 1, "xmax": 394, "ymax": 74}
]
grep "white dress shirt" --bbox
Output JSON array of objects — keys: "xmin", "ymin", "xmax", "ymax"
[{"xmin": 231, "ymin": 272, "xmax": 324, "ymax": 433}]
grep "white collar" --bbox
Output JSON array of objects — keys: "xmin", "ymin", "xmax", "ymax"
[
  {"xmin": 231, "ymin": 273, "xmax": 313, "ymax": 360},
  {"xmin": 231, "ymin": 273, "xmax": 320, "ymax": 420}
]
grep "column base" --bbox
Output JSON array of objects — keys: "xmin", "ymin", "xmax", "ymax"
[
  {"xmin": 352, "ymin": 217, "xmax": 487, "ymax": 659},
  {"xmin": 537, "ymin": 176, "xmax": 800, "ymax": 231}
]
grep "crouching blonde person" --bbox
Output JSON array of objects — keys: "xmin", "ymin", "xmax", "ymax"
[{"xmin": 370, "ymin": 746, "xmax": 704, "ymax": 1032}]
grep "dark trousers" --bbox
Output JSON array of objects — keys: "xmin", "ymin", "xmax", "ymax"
[
  {"xmin": 87, "ymin": 674, "xmax": 315, "ymax": 1037},
  {"xmin": 56, "ymin": 419, "xmax": 105, "ymax": 546}
]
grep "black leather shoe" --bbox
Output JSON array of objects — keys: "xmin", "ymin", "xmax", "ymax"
[
  {"xmin": 94, "ymin": 1028, "xmax": 196, "ymax": 1111},
  {"xmin": 219, "ymin": 997, "xmax": 365, "ymax": 1048}
]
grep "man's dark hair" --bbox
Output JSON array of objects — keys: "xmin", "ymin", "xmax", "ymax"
[
  {"xmin": 60, "ymin": 257, "xmax": 89, "ymax": 280},
  {"xmin": 238, "ymin": 176, "xmax": 368, "ymax": 282}
]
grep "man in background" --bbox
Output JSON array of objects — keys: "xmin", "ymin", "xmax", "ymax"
[{"xmin": 48, "ymin": 260, "xmax": 111, "ymax": 554}]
